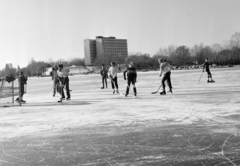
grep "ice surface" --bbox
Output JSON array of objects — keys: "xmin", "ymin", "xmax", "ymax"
[{"xmin": 0, "ymin": 67, "xmax": 239, "ymax": 165}]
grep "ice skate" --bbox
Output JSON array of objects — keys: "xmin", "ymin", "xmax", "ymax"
[
  {"xmin": 168, "ymin": 88, "xmax": 173, "ymax": 93},
  {"xmin": 160, "ymin": 90, "xmax": 166, "ymax": 95},
  {"xmin": 15, "ymin": 98, "xmax": 20, "ymax": 103}
]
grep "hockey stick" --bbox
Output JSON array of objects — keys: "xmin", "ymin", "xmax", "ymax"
[
  {"xmin": 151, "ymin": 85, "xmax": 162, "ymax": 94},
  {"xmin": 197, "ymin": 72, "xmax": 204, "ymax": 84}
]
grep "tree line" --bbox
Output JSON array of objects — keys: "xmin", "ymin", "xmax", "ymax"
[
  {"xmin": 1, "ymin": 32, "xmax": 240, "ymax": 77},
  {"xmin": 93, "ymin": 32, "xmax": 240, "ymax": 69},
  {"xmin": 0, "ymin": 58, "xmax": 85, "ymax": 77}
]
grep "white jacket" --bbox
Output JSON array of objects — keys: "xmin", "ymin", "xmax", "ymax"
[
  {"xmin": 108, "ymin": 66, "xmax": 118, "ymax": 78},
  {"xmin": 57, "ymin": 68, "xmax": 69, "ymax": 77},
  {"xmin": 159, "ymin": 62, "xmax": 171, "ymax": 75}
]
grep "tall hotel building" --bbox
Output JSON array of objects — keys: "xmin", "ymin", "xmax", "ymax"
[{"xmin": 84, "ymin": 36, "xmax": 128, "ymax": 65}]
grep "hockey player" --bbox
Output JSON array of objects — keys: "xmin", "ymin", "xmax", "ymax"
[
  {"xmin": 100, "ymin": 64, "xmax": 108, "ymax": 89},
  {"xmin": 57, "ymin": 64, "xmax": 71, "ymax": 102},
  {"xmin": 108, "ymin": 61, "xmax": 119, "ymax": 94},
  {"xmin": 203, "ymin": 58, "xmax": 215, "ymax": 83},
  {"xmin": 164, "ymin": 59, "xmax": 173, "ymax": 91},
  {"xmin": 123, "ymin": 62, "xmax": 137, "ymax": 97},
  {"xmin": 15, "ymin": 71, "xmax": 27, "ymax": 103},
  {"xmin": 158, "ymin": 58, "xmax": 173, "ymax": 95}
]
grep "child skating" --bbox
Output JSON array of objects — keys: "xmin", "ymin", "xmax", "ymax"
[
  {"xmin": 15, "ymin": 71, "xmax": 27, "ymax": 103},
  {"xmin": 57, "ymin": 64, "xmax": 71, "ymax": 102},
  {"xmin": 123, "ymin": 62, "xmax": 137, "ymax": 97},
  {"xmin": 158, "ymin": 58, "xmax": 173, "ymax": 95},
  {"xmin": 50, "ymin": 65, "xmax": 59, "ymax": 97},
  {"xmin": 100, "ymin": 64, "xmax": 108, "ymax": 89},
  {"xmin": 108, "ymin": 61, "xmax": 119, "ymax": 94},
  {"xmin": 203, "ymin": 58, "xmax": 215, "ymax": 83}
]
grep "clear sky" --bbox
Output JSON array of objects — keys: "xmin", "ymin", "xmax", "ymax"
[{"xmin": 0, "ymin": 0, "xmax": 240, "ymax": 69}]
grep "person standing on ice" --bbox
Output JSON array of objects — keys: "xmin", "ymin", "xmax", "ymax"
[
  {"xmin": 203, "ymin": 58, "xmax": 215, "ymax": 83},
  {"xmin": 158, "ymin": 58, "xmax": 173, "ymax": 95},
  {"xmin": 108, "ymin": 61, "xmax": 119, "ymax": 94},
  {"xmin": 100, "ymin": 64, "xmax": 108, "ymax": 89},
  {"xmin": 123, "ymin": 62, "xmax": 137, "ymax": 97},
  {"xmin": 57, "ymin": 64, "xmax": 71, "ymax": 102},
  {"xmin": 50, "ymin": 65, "xmax": 59, "ymax": 97},
  {"xmin": 15, "ymin": 71, "xmax": 27, "ymax": 103}
]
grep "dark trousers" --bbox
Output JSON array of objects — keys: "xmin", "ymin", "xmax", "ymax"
[
  {"xmin": 126, "ymin": 79, "xmax": 137, "ymax": 95},
  {"xmin": 16, "ymin": 85, "xmax": 24, "ymax": 100},
  {"xmin": 65, "ymin": 76, "xmax": 71, "ymax": 99},
  {"xmin": 206, "ymin": 69, "xmax": 212, "ymax": 78},
  {"xmin": 102, "ymin": 77, "xmax": 107, "ymax": 88},
  {"xmin": 161, "ymin": 71, "xmax": 172, "ymax": 91},
  {"xmin": 20, "ymin": 85, "xmax": 24, "ymax": 97},
  {"xmin": 59, "ymin": 84, "xmax": 65, "ymax": 99},
  {"xmin": 58, "ymin": 76, "xmax": 70, "ymax": 99},
  {"xmin": 111, "ymin": 77, "xmax": 118, "ymax": 89}
]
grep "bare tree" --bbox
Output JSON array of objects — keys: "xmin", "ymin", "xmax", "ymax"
[
  {"xmin": 174, "ymin": 46, "xmax": 190, "ymax": 66},
  {"xmin": 229, "ymin": 32, "xmax": 240, "ymax": 48}
]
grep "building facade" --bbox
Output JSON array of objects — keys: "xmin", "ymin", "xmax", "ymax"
[
  {"xmin": 84, "ymin": 39, "xmax": 97, "ymax": 66},
  {"xmin": 84, "ymin": 36, "xmax": 128, "ymax": 65}
]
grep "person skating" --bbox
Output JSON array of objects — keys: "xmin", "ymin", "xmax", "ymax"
[
  {"xmin": 50, "ymin": 65, "xmax": 59, "ymax": 97},
  {"xmin": 100, "ymin": 64, "xmax": 108, "ymax": 89},
  {"xmin": 108, "ymin": 61, "xmax": 119, "ymax": 94},
  {"xmin": 57, "ymin": 64, "xmax": 71, "ymax": 102},
  {"xmin": 203, "ymin": 58, "xmax": 215, "ymax": 83},
  {"xmin": 15, "ymin": 71, "xmax": 27, "ymax": 103},
  {"xmin": 123, "ymin": 62, "xmax": 137, "ymax": 97},
  {"xmin": 158, "ymin": 58, "xmax": 173, "ymax": 95},
  {"xmin": 164, "ymin": 59, "xmax": 173, "ymax": 92}
]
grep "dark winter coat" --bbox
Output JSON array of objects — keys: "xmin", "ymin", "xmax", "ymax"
[{"xmin": 123, "ymin": 67, "xmax": 137, "ymax": 81}]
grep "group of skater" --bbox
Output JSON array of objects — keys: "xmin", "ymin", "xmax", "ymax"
[
  {"xmin": 99, "ymin": 58, "xmax": 214, "ymax": 96},
  {"xmin": 50, "ymin": 64, "xmax": 71, "ymax": 102},
  {"xmin": 100, "ymin": 61, "xmax": 137, "ymax": 97},
  {"xmin": 13, "ymin": 57, "xmax": 214, "ymax": 104},
  {"xmin": 99, "ymin": 57, "xmax": 215, "ymax": 97}
]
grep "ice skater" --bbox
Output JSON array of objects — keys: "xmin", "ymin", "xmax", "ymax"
[
  {"xmin": 15, "ymin": 71, "xmax": 27, "ymax": 103},
  {"xmin": 50, "ymin": 65, "xmax": 59, "ymax": 97},
  {"xmin": 100, "ymin": 64, "xmax": 108, "ymax": 89},
  {"xmin": 203, "ymin": 58, "xmax": 215, "ymax": 83},
  {"xmin": 108, "ymin": 61, "xmax": 119, "ymax": 94},
  {"xmin": 57, "ymin": 64, "xmax": 71, "ymax": 102},
  {"xmin": 123, "ymin": 62, "xmax": 137, "ymax": 97},
  {"xmin": 158, "ymin": 58, "xmax": 173, "ymax": 95}
]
